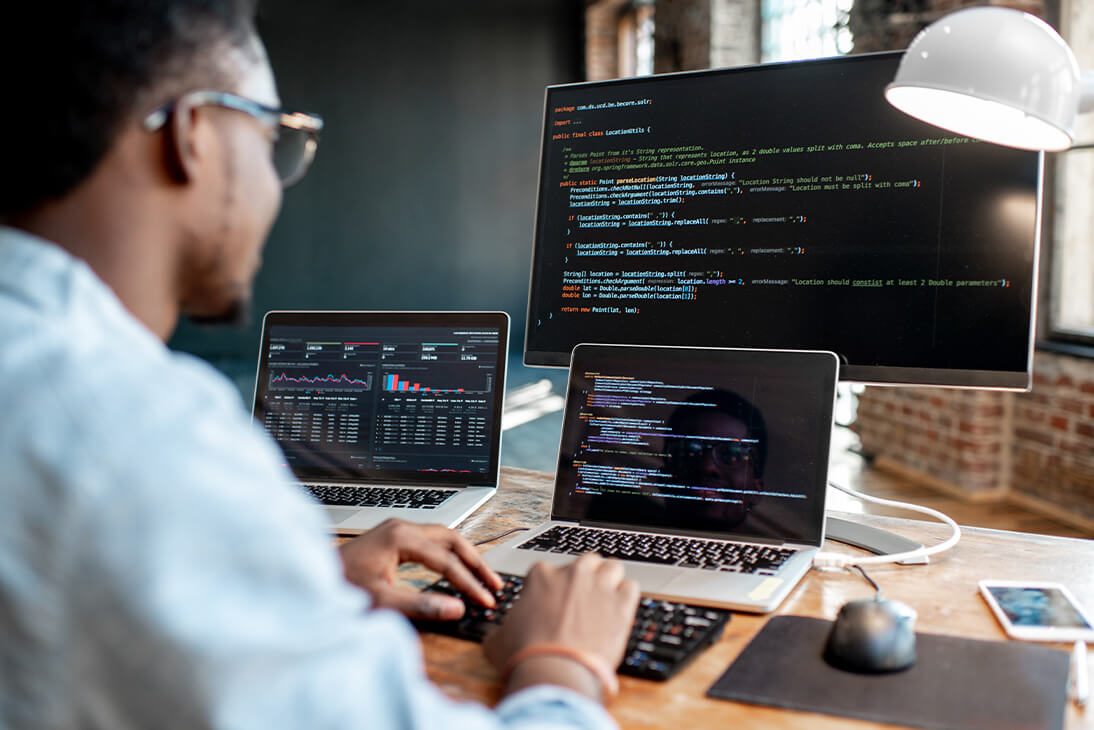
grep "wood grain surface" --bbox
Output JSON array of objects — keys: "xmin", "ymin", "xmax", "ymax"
[{"xmin": 409, "ymin": 467, "xmax": 1094, "ymax": 729}]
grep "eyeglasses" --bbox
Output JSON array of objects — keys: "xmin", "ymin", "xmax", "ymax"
[
  {"xmin": 666, "ymin": 439, "xmax": 756, "ymax": 468},
  {"xmin": 142, "ymin": 90, "xmax": 324, "ymax": 188}
]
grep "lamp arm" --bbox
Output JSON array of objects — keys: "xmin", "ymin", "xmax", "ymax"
[{"xmin": 1079, "ymin": 71, "xmax": 1094, "ymax": 115}]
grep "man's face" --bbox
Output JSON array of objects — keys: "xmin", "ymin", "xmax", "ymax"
[
  {"xmin": 179, "ymin": 38, "xmax": 283, "ymax": 325},
  {"xmin": 666, "ymin": 411, "xmax": 763, "ymax": 526}
]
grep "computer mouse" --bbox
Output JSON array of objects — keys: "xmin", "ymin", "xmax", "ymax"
[{"xmin": 823, "ymin": 597, "xmax": 917, "ymax": 673}]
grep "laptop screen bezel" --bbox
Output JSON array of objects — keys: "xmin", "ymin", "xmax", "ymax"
[
  {"xmin": 549, "ymin": 344, "xmax": 838, "ymax": 547},
  {"xmin": 253, "ymin": 310, "xmax": 510, "ymax": 488}
]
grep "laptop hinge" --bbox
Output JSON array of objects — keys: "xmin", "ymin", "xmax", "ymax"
[
  {"xmin": 298, "ymin": 479, "xmax": 465, "ymax": 490},
  {"xmin": 576, "ymin": 519, "xmax": 786, "ymax": 546}
]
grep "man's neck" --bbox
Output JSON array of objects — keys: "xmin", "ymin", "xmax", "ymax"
[
  {"xmin": 12, "ymin": 189, "xmax": 182, "ymax": 343},
  {"xmin": 9, "ymin": 120, "xmax": 195, "ymax": 341}
]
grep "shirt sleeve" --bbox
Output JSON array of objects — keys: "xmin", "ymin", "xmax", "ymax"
[
  {"xmin": 495, "ymin": 687, "xmax": 619, "ymax": 730},
  {"xmin": 63, "ymin": 357, "xmax": 618, "ymax": 730}
]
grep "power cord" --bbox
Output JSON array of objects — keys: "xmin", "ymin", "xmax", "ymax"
[
  {"xmin": 474, "ymin": 527, "xmax": 529, "ymax": 547},
  {"xmin": 851, "ymin": 564, "xmax": 882, "ymax": 600},
  {"xmin": 813, "ymin": 480, "xmax": 962, "ymax": 569}
]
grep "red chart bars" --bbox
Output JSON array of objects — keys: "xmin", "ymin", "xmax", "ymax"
[{"xmin": 384, "ymin": 372, "xmax": 465, "ymax": 393}]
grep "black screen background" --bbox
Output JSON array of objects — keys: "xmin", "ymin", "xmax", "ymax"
[
  {"xmin": 525, "ymin": 53, "xmax": 1041, "ymax": 388},
  {"xmin": 552, "ymin": 346, "xmax": 837, "ymax": 545},
  {"xmin": 253, "ymin": 312, "xmax": 508, "ymax": 485}
]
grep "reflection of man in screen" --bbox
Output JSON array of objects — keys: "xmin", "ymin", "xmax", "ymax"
[{"xmin": 662, "ymin": 389, "xmax": 767, "ymax": 530}]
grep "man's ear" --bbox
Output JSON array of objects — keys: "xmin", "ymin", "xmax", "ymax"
[{"xmin": 162, "ymin": 98, "xmax": 203, "ymax": 184}]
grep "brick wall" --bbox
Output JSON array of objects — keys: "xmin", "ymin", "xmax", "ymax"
[
  {"xmin": 856, "ymin": 351, "xmax": 1094, "ymax": 529},
  {"xmin": 1011, "ymin": 353, "xmax": 1094, "ymax": 522},
  {"xmin": 855, "ymin": 387, "xmax": 1012, "ymax": 497}
]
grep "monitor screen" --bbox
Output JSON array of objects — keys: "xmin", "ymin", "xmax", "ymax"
[
  {"xmin": 524, "ymin": 52, "xmax": 1042, "ymax": 388},
  {"xmin": 253, "ymin": 311, "xmax": 508, "ymax": 484},
  {"xmin": 552, "ymin": 344, "xmax": 837, "ymax": 546}
]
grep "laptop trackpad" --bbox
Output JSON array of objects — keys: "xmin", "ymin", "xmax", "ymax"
[
  {"xmin": 665, "ymin": 570, "xmax": 757, "ymax": 597},
  {"xmin": 323, "ymin": 507, "xmax": 360, "ymax": 525},
  {"xmin": 621, "ymin": 563, "xmax": 677, "ymax": 592}
]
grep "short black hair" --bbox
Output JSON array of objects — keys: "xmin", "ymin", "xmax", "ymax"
[
  {"xmin": 667, "ymin": 389, "xmax": 768, "ymax": 478},
  {"xmin": 0, "ymin": 0, "xmax": 258, "ymax": 217}
]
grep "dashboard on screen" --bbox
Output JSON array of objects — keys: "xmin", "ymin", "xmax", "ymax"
[{"xmin": 524, "ymin": 51, "xmax": 1042, "ymax": 389}]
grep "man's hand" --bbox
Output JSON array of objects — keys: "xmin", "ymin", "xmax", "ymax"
[
  {"xmin": 483, "ymin": 553, "xmax": 640, "ymax": 701},
  {"xmin": 340, "ymin": 519, "xmax": 503, "ymax": 621}
]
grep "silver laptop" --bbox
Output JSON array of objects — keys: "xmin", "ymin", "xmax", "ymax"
[
  {"xmin": 485, "ymin": 343, "xmax": 837, "ymax": 612},
  {"xmin": 252, "ymin": 310, "xmax": 509, "ymax": 534}
]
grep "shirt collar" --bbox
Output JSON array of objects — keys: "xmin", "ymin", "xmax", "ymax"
[{"xmin": 0, "ymin": 225, "xmax": 161, "ymax": 347}]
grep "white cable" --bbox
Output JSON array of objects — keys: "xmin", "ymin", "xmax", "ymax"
[{"xmin": 812, "ymin": 481, "xmax": 962, "ymax": 569}]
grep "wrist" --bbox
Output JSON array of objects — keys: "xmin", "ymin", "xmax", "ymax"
[
  {"xmin": 504, "ymin": 655, "xmax": 606, "ymax": 703},
  {"xmin": 501, "ymin": 643, "xmax": 619, "ymax": 703}
]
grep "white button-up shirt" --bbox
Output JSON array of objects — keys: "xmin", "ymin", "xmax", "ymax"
[{"xmin": 0, "ymin": 226, "xmax": 615, "ymax": 730}]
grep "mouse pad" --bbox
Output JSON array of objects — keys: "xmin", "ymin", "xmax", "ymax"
[{"xmin": 707, "ymin": 615, "xmax": 1069, "ymax": 730}]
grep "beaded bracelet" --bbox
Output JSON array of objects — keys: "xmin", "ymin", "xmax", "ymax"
[{"xmin": 501, "ymin": 642, "xmax": 620, "ymax": 699}]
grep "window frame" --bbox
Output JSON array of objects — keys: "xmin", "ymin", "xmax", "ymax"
[{"xmin": 1039, "ymin": 0, "xmax": 1094, "ymax": 355}]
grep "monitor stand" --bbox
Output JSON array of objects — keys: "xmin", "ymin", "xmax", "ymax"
[{"xmin": 824, "ymin": 515, "xmax": 927, "ymax": 565}]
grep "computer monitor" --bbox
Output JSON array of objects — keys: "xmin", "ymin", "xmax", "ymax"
[{"xmin": 524, "ymin": 51, "xmax": 1042, "ymax": 389}]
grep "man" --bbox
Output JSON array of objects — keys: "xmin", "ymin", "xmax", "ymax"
[
  {"xmin": 662, "ymin": 389, "xmax": 770, "ymax": 532},
  {"xmin": 0, "ymin": 2, "xmax": 638, "ymax": 728}
]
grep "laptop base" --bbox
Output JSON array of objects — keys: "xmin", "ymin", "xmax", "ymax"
[
  {"xmin": 324, "ymin": 486, "xmax": 495, "ymax": 535},
  {"xmin": 483, "ymin": 522, "xmax": 817, "ymax": 613}
]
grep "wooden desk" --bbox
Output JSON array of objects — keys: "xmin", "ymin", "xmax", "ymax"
[{"xmin": 417, "ymin": 467, "xmax": 1094, "ymax": 729}]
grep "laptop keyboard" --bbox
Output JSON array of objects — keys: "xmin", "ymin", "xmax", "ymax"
[
  {"xmin": 303, "ymin": 484, "xmax": 455, "ymax": 509},
  {"xmin": 517, "ymin": 526, "xmax": 794, "ymax": 575},
  {"xmin": 415, "ymin": 572, "xmax": 731, "ymax": 680}
]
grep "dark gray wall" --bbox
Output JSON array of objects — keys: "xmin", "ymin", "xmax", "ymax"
[{"xmin": 169, "ymin": 0, "xmax": 584, "ymax": 366}]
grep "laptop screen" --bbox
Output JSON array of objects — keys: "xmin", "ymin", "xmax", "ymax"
[
  {"xmin": 552, "ymin": 344, "xmax": 837, "ymax": 545},
  {"xmin": 253, "ymin": 311, "xmax": 509, "ymax": 486}
]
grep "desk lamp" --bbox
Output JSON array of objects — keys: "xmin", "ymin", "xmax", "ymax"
[{"xmin": 884, "ymin": 6, "xmax": 1094, "ymax": 151}]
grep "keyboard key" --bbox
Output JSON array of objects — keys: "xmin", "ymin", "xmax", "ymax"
[
  {"xmin": 516, "ymin": 525, "xmax": 794, "ymax": 574},
  {"xmin": 303, "ymin": 484, "xmax": 455, "ymax": 508},
  {"xmin": 413, "ymin": 572, "xmax": 731, "ymax": 681}
]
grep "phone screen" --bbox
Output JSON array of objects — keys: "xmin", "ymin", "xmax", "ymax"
[{"xmin": 986, "ymin": 585, "xmax": 1093, "ymax": 629}]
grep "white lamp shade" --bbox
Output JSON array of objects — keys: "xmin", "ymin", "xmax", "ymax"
[{"xmin": 885, "ymin": 7, "xmax": 1081, "ymax": 151}]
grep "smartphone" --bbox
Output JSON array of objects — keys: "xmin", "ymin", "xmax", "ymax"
[{"xmin": 979, "ymin": 580, "xmax": 1094, "ymax": 642}]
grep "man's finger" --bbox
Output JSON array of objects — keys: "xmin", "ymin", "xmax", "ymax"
[
  {"xmin": 447, "ymin": 532, "xmax": 504, "ymax": 591},
  {"xmin": 595, "ymin": 558, "xmax": 626, "ymax": 588},
  {"xmin": 572, "ymin": 551, "xmax": 603, "ymax": 574},
  {"xmin": 368, "ymin": 582, "xmax": 466, "ymax": 621},
  {"xmin": 386, "ymin": 524, "xmax": 502, "ymax": 606},
  {"xmin": 417, "ymin": 547, "xmax": 498, "ymax": 608}
]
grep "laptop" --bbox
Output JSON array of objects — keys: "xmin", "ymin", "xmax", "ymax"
[
  {"xmin": 484, "ymin": 343, "xmax": 838, "ymax": 612},
  {"xmin": 252, "ymin": 310, "xmax": 509, "ymax": 534}
]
